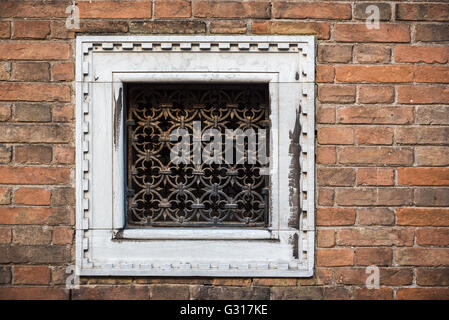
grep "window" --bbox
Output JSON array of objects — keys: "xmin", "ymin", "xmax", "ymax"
[{"xmin": 76, "ymin": 35, "xmax": 315, "ymax": 277}]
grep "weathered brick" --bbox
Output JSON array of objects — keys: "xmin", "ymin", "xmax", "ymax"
[
  {"xmin": 356, "ymin": 127, "xmax": 393, "ymax": 145},
  {"xmin": 78, "ymin": 20, "xmax": 128, "ymax": 33},
  {"xmin": 316, "ymin": 208, "xmax": 356, "ymax": 226},
  {"xmin": 149, "ymin": 285, "xmax": 190, "ymax": 300},
  {"xmin": 398, "ymin": 168, "xmax": 449, "ymax": 186},
  {"xmin": 78, "ymin": 1, "xmax": 152, "ymax": 18},
  {"xmin": 317, "ymin": 106, "xmax": 335, "ymax": 123},
  {"xmin": 51, "ymin": 187, "xmax": 75, "ymax": 207},
  {"xmin": 317, "ymin": 229, "xmax": 335, "ymax": 248},
  {"xmin": 271, "ymin": 287, "xmax": 323, "ymax": 300},
  {"xmin": 317, "ymin": 146, "xmax": 336, "ymax": 164},
  {"xmin": 130, "ymin": 20, "xmax": 206, "ymax": 34},
  {"xmin": 0, "ymin": 167, "xmax": 70, "ymax": 185},
  {"xmin": 53, "ymin": 145, "xmax": 75, "ymax": 164},
  {"xmin": 356, "ymin": 208, "xmax": 395, "ymax": 226},
  {"xmin": 323, "ymin": 287, "xmax": 351, "ymax": 300},
  {"xmin": 0, "ymin": 187, "xmax": 10, "ymax": 205},
  {"xmin": 398, "ymin": 86, "xmax": 449, "ymax": 104},
  {"xmin": 316, "ymin": 65, "xmax": 334, "ymax": 83},
  {"xmin": 397, "ymin": 3, "xmax": 449, "ymax": 21},
  {"xmin": 11, "ymin": 62, "xmax": 49, "ymax": 82},
  {"xmin": 273, "ymin": 2, "xmax": 351, "ymax": 20},
  {"xmin": 52, "ymin": 104, "xmax": 73, "ymax": 122},
  {"xmin": 154, "ymin": 0, "xmax": 191, "ymax": 18},
  {"xmin": 318, "ymin": 85, "xmax": 355, "ymax": 104},
  {"xmin": 417, "ymin": 228, "xmax": 449, "ymax": 246},
  {"xmin": 317, "ymin": 188, "xmax": 334, "ymax": 206},
  {"xmin": 0, "ymin": 1, "xmax": 68, "ymax": 18},
  {"xmin": 50, "ymin": 20, "xmax": 74, "ymax": 39},
  {"xmin": 0, "ymin": 104, "xmax": 11, "ymax": 121},
  {"xmin": 252, "ymin": 21, "xmax": 330, "ymax": 39},
  {"xmin": 336, "ymin": 188, "xmax": 412, "ymax": 206},
  {"xmin": 416, "ymin": 106, "xmax": 449, "ymax": 125},
  {"xmin": 13, "ymin": 226, "xmax": 52, "ymax": 245},
  {"xmin": 397, "ymin": 288, "xmax": 449, "ymax": 300},
  {"xmin": 334, "ymin": 268, "xmax": 366, "ymax": 285},
  {"xmin": 415, "ymin": 24, "xmax": 449, "ymax": 42},
  {"xmin": 355, "ymin": 248, "xmax": 392, "ymax": 266},
  {"xmin": 358, "ymin": 85, "xmax": 394, "ymax": 104},
  {"xmin": 0, "ymin": 227, "xmax": 11, "ymax": 244},
  {"xmin": 12, "ymin": 20, "xmax": 50, "ymax": 39},
  {"xmin": 397, "ymin": 127, "xmax": 449, "ymax": 145},
  {"xmin": 299, "ymin": 268, "xmax": 333, "ymax": 286},
  {"xmin": 0, "ymin": 42, "xmax": 70, "ymax": 60},
  {"xmin": 415, "ymin": 189, "xmax": 449, "ymax": 207},
  {"xmin": 51, "ymin": 62, "xmax": 74, "ymax": 81},
  {"xmin": 13, "ymin": 266, "xmax": 50, "ymax": 285},
  {"xmin": 0, "ymin": 62, "xmax": 10, "ymax": 80},
  {"xmin": 0, "ymin": 83, "xmax": 70, "ymax": 102},
  {"xmin": 396, "ymin": 248, "xmax": 449, "ymax": 266},
  {"xmin": 0, "ymin": 145, "xmax": 11, "ymax": 163},
  {"xmin": 317, "ymin": 127, "xmax": 354, "ymax": 145},
  {"xmin": 252, "ymin": 278, "xmax": 296, "ymax": 287},
  {"xmin": 395, "ymin": 45, "xmax": 449, "ymax": 64},
  {"xmin": 0, "ymin": 21, "xmax": 10, "ymax": 38},
  {"xmin": 316, "ymin": 249, "xmax": 354, "ymax": 267},
  {"xmin": 53, "ymin": 227, "xmax": 73, "ymax": 245},
  {"xmin": 191, "ymin": 286, "xmax": 270, "ymax": 300},
  {"xmin": 336, "ymin": 65, "xmax": 413, "ymax": 83},
  {"xmin": 416, "ymin": 147, "xmax": 449, "ymax": 166},
  {"xmin": 0, "ymin": 124, "xmax": 71, "ymax": 143},
  {"xmin": 415, "ymin": 66, "xmax": 449, "ymax": 83},
  {"xmin": 317, "ymin": 168, "xmax": 355, "ymax": 186},
  {"xmin": 416, "ymin": 268, "xmax": 449, "ymax": 286},
  {"xmin": 14, "ymin": 145, "xmax": 52, "ymax": 164},
  {"xmin": 194, "ymin": 1, "xmax": 270, "ymax": 18},
  {"xmin": 354, "ymin": 3, "xmax": 392, "ymax": 21},
  {"xmin": 14, "ymin": 104, "xmax": 52, "ymax": 122},
  {"xmin": 338, "ymin": 147, "xmax": 413, "ymax": 165},
  {"xmin": 397, "ymin": 208, "xmax": 449, "ymax": 226},
  {"xmin": 354, "ymin": 45, "xmax": 391, "ymax": 63},
  {"xmin": 0, "ymin": 287, "xmax": 68, "ymax": 300},
  {"xmin": 338, "ymin": 106, "xmax": 413, "ymax": 124},
  {"xmin": 317, "ymin": 45, "xmax": 352, "ymax": 63},
  {"xmin": 357, "ymin": 168, "xmax": 394, "ymax": 186},
  {"xmin": 14, "ymin": 187, "xmax": 51, "ymax": 206},
  {"xmin": 334, "ymin": 24, "xmax": 410, "ymax": 42},
  {"xmin": 0, "ymin": 266, "xmax": 11, "ymax": 284},
  {"xmin": 1, "ymin": 245, "xmax": 71, "ymax": 264},
  {"xmin": 337, "ymin": 228, "xmax": 414, "ymax": 246},
  {"xmin": 354, "ymin": 288, "xmax": 393, "ymax": 300},
  {"xmin": 380, "ymin": 268, "xmax": 414, "ymax": 286},
  {"xmin": 210, "ymin": 20, "xmax": 247, "ymax": 34}
]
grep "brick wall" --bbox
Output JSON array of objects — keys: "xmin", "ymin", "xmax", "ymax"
[{"xmin": 0, "ymin": 0, "xmax": 448, "ymax": 300}]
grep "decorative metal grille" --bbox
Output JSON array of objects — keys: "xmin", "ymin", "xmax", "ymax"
[{"xmin": 125, "ymin": 84, "xmax": 270, "ymax": 227}]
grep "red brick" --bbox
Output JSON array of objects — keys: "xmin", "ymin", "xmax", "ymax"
[
  {"xmin": 317, "ymin": 168, "xmax": 355, "ymax": 187},
  {"xmin": 338, "ymin": 106, "xmax": 413, "ymax": 124},
  {"xmin": 339, "ymin": 147, "xmax": 413, "ymax": 165},
  {"xmin": 273, "ymin": 2, "xmax": 351, "ymax": 19},
  {"xmin": 317, "ymin": 45, "xmax": 352, "ymax": 63},
  {"xmin": 416, "ymin": 106, "xmax": 449, "ymax": 125},
  {"xmin": 52, "ymin": 104, "xmax": 74, "ymax": 122},
  {"xmin": 318, "ymin": 127, "xmax": 354, "ymax": 145},
  {"xmin": 78, "ymin": 1, "xmax": 152, "ymax": 18},
  {"xmin": 53, "ymin": 145, "xmax": 75, "ymax": 164},
  {"xmin": 358, "ymin": 86, "xmax": 394, "ymax": 104},
  {"xmin": 13, "ymin": 266, "xmax": 50, "ymax": 285},
  {"xmin": 0, "ymin": 227, "xmax": 11, "ymax": 244},
  {"xmin": 0, "ymin": 103, "xmax": 11, "ymax": 121},
  {"xmin": 397, "ymin": 288, "xmax": 449, "ymax": 300},
  {"xmin": 51, "ymin": 62, "xmax": 74, "ymax": 81},
  {"xmin": 154, "ymin": 0, "xmax": 191, "ymax": 18},
  {"xmin": 50, "ymin": 20, "xmax": 75, "ymax": 39},
  {"xmin": 397, "ymin": 127, "xmax": 449, "ymax": 145},
  {"xmin": 337, "ymin": 227, "xmax": 414, "ymax": 246},
  {"xmin": 416, "ymin": 268, "xmax": 449, "ymax": 286},
  {"xmin": 323, "ymin": 287, "xmax": 351, "ymax": 300},
  {"xmin": 318, "ymin": 85, "xmax": 355, "ymax": 103},
  {"xmin": 316, "ymin": 249, "xmax": 354, "ymax": 267},
  {"xmin": 396, "ymin": 3, "xmax": 449, "ymax": 21},
  {"xmin": 417, "ymin": 147, "xmax": 449, "ymax": 166},
  {"xmin": 14, "ymin": 187, "xmax": 51, "ymax": 206},
  {"xmin": 356, "ymin": 127, "xmax": 393, "ymax": 145},
  {"xmin": 357, "ymin": 208, "xmax": 395, "ymax": 226},
  {"xmin": 336, "ymin": 65, "xmax": 413, "ymax": 83},
  {"xmin": 357, "ymin": 168, "xmax": 394, "ymax": 186},
  {"xmin": 0, "ymin": 124, "xmax": 71, "ymax": 143},
  {"xmin": 11, "ymin": 62, "xmax": 50, "ymax": 81},
  {"xmin": 210, "ymin": 21, "xmax": 247, "ymax": 34},
  {"xmin": 397, "ymin": 208, "xmax": 449, "ymax": 227},
  {"xmin": 316, "ymin": 208, "xmax": 355, "ymax": 226},
  {"xmin": 0, "ymin": 83, "xmax": 70, "ymax": 102},
  {"xmin": 398, "ymin": 168, "xmax": 449, "ymax": 186},
  {"xmin": 0, "ymin": 287, "xmax": 68, "ymax": 300},
  {"xmin": 316, "ymin": 146, "xmax": 336, "ymax": 164},
  {"xmin": 415, "ymin": 66, "xmax": 449, "ymax": 83},
  {"xmin": 417, "ymin": 228, "xmax": 449, "ymax": 246},
  {"xmin": 0, "ymin": 21, "xmax": 10, "ymax": 38},
  {"xmin": 317, "ymin": 188, "xmax": 334, "ymax": 206},
  {"xmin": 396, "ymin": 248, "xmax": 449, "ymax": 266},
  {"xmin": 0, "ymin": 1, "xmax": 68, "ymax": 18},
  {"xmin": 354, "ymin": 3, "xmax": 392, "ymax": 21},
  {"xmin": 355, "ymin": 45, "xmax": 391, "ymax": 64},
  {"xmin": 0, "ymin": 167, "xmax": 70, "ymax": 185},
  {"xmin": 395, "ymin": 45, "xmax": 449, "ymax": 64},
  {"xmin": 194, "ymin": 1, "xmax": 270, "ymax": 18},
  {"xmin": 0, "ymin": 207, "xmax": 67, "ymax": 225},
  {"xmin": 0, "ymin": 187, "xmax": 10, "ymax": 205},
  {"xmin": 14, "ymin": 145, "xmax": 52, "ymax": 164},
  {"xmin": 355, "ymin": 248, "xmax": 392, "ymax": 266},
  {"xmin": 415, "ymin": 24, "xmax": 449, "ymax": 42},
  {"xmin": 0, "ymin": 42, "xmax": 70, "ymax": 60},
  {"xmin": 12, "ymin": 20, "xmax": 50, "ymax": 39},
  {"xmin": 53, "ymin": 227, "xmax": 73, "ymax": 245},
  {"xmin": 299, "ymin": 268, "xmax": 333, "ymax": 286},
  {"xmin": 334, "ymin": 268, "xmax": 366, "ymax": 285},
  {"xmin": 398, "ymin": 86, "xmax": 449, "ymax": 104},
  {"xmin": 354, "ymin": 288, "xmax": 393, "ymax": 300},
  {"xmin": 381, "ymin": 268, "xmax": 414, "ymax": 286},
  {"xmin": 317, "ymin": 229, "xmax": 335, "ymax": 248},
  {"xmin": 316, "ymin": 65, "xmax": 334, "ymax": 83},
  {"xmin": 317, "ymin": 106, "xmax": 335, "ymax": 124},
  {"xmin": 334, "ymin": 24, "xmax": 410, "ymax": 42},
  {"xmin": 252, "ymin": 21, "xmax": 330, "ymax": 39}
]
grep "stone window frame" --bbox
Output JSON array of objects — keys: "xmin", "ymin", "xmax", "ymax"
[{"xmin": 75, "ymin": 35, "xmax": 315, "ymax": 277}]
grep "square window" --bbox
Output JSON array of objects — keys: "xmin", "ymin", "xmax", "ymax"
[{"xmin": 76, "ymin": 36, "xmax": 316, "ymax": 277}]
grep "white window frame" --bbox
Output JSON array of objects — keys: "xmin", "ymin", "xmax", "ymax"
[{"xmin": 75, "ymin": 35, "xmax": 315, "ymax": 277}]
